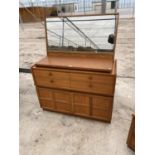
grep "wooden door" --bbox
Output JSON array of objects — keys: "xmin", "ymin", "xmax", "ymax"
[
  {"xmin": 53, "ymin": 90, "xmax": 71, "ymax": 113},
  {"xmin": 72, "ymin": 93, "xmax": 90, "ymax": 116},
  {"xmin": 91, "ymin": 95, "xmax": 113, "ymax": 121}
]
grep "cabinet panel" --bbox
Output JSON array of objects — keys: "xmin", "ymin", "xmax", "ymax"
[
  {"xmin": 37, "ymin": 88, "xmax": 52, "ymax": 99},
  {"xmin": 56, "ymin": 102, "xmax": 71, "ymax": 112},
  {"xmin": 54, "ymin": 91, "xmax": 70, "ymax": 103},
  {"xmin": 40, "ymin": 99, "xmax": 55, "ymax": 109},
  {"xmin": 92, "ymin": 109, "xmax": 108, "ymax": 119},
  {"xmin": 92, "ymin": 96, "xmax": 113, "ymax": 110},
  {"xmin": 74, "ymin": 105, "xmax": 90, "ymax": 116},
  {"xmin": 53, "ymin": 90, "xmax": 71, "ymax": 112},
  {"xmin": 91, "ymin": 95, "xmax": 113, "ymax": 121},
  {"xmin": 72, "ymin": 93, "xmax": 90, "ymax": 116}
]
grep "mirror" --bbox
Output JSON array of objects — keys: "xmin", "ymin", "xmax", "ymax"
[{"xmin": 46, "ymin": 14, "xmax": 117, "ymax": 53}]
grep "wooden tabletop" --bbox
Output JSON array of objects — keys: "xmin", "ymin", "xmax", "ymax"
[{"xmin": 36, "ymin": 55, "xmax": 113, "ymax": 72}]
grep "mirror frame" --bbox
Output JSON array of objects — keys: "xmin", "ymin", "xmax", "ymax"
[{"xmin": 44, "ymin": 13, "xmax": 119, "ymax": 60}]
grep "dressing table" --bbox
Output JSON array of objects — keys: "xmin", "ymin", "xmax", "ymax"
[{"xmin": 32, "ymin": 13, "xmax": 119, "ymax": 122}]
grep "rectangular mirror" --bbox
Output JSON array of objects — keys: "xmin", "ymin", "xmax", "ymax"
[{"xmin": 46, "ymin": 14, "xmax": 118, "ymax": 54}]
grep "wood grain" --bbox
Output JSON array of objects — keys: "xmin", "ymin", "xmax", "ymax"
[
  {"xmin": 35, "ymin": 55, "xmax": 113, "ymax": 72},
  {"xmin": 127, "ymin": 114, "xmax": 135, "ymax": 151}
]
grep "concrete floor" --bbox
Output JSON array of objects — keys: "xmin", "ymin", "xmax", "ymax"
[{"xmin": 19, "ymin": 18, "xmax": 135, "ymax": 155}]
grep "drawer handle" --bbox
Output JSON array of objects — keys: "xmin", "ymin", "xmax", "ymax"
[
  {"xmin": 88, "ymin": 76, "xmax": 93, "ymax": 80},
  {"xmin": 89, "ymin": 84, "xmax": 93, "ymax": 88},
  {"xmin": 50, "ymin": 80, "xmax": 54, "ymax": 83},
  {"xmin": 49, "ymin": 72, "xmax": 53, "ymax": 76}
]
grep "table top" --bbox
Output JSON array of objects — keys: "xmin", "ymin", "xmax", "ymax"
[{"xmin": 36, "ymin": 55, "xmax": 113, "ymax": 73}]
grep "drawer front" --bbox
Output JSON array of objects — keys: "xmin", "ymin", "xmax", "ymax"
[
  {"xmin": 34, "ymin": 76, "xmax": 70, "ymax": 89},
  {"xmin": 71, "ymin": 73, "xmax": 115, "ymax": 84},
  {"xmin": 33, "ymin": 69, "xmax": 69, "ymax": 80},
  {"xmin": 33, "ymin": 69, "xmax": 70, "ymax": 89},
  {"xmin": 70, "ymin": 81, "xmax": 114, "ymax": 95}
]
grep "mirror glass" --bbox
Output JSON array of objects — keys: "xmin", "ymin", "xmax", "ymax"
[{"xmin": 46, "ymin": 15, "xmax": 116, "ymax": 53}]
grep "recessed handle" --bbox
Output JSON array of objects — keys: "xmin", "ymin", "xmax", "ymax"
[
  {"xmin": 49, "ymin": 72, "xmax": 53, "ymax": 76},
  {"xmin": 89, "ymin": 84, "xmax": 92, "ymax": 88},
  {"xmin": 88, "ymin": 76, "xmax": 93, "ymax": 80},
  {"xmin": 50, "ymin": 80, "xmax": 54, "ymax": 83}
]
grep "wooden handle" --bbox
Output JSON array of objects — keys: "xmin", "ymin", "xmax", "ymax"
[
  {"xmin": 49, "ymin": 72, "xmax": 52, "ymax": 76},
  {"xmin": 88, "ymin": 76, "xmax": 93, "ymax": 80},
  {"xmin": 89, "ymin": 84, "xmax": 92, "ymax": 88},
  {"xmin": 50, "ymin": 80, "xmax": 54, "ymax": 83}
]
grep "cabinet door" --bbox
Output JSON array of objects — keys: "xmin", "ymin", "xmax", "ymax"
[
  {"xmin": 37, "ymin": 88, "xmax": 55, "ymax": 109},
  {"xmin": 53, "ymin": 90, "xmax": 71, "ymax": 113},
  {"xmin": 72, "ymin": 93, "xmax": 90, "ymax": 116},
  {"xmin": 91, "ymin": 95, "xmax": 113, "ymax": 121}
]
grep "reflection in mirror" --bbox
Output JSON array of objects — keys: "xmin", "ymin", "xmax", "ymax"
[{"xmin": 46, "ymin": 15, "xmax": 116, "ymax": 53}]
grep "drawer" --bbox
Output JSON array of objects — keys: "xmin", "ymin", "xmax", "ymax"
[
  {"xmin": 70, "ymin": 81, "xmax": 114, "ymax": 95},
  {"xmin": 70, "ymin": 73, "xmax": 115, "ymax": 84},
  {"xmin": 92, "ymin": 96, "xmax": 113, "ymax": 110},
  {"xmin": 33, "ymin": 69, "xmax": 69, "ymax": 80},
  {"xmin": 35, "ymin": 77, "xmax": 70, "ymax": 89}
]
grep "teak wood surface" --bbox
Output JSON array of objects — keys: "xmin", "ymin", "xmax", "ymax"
[
  {"xmin": 127, "ymin": 114, "xmax": 135, "ymax": 151},
  {"xmin": 31, "ymin": 59, "xmax": 116, "ymax": 122},
  {"xmin": 35, "ymin": 55, "xmax": 113, "ymax": 73}
]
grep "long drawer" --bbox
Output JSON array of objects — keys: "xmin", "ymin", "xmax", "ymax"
[{"xmin": 32, "ymin": 67, "xmax": 116, "ymax": 96}]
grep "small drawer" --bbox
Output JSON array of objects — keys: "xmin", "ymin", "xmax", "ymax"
[
  {"xmin": 70, "ymin": 81, "xmax": 114, "ymax": 95},
  {"xmin": 70, "ymin": 73, "xmax": 115, "ymax": 85},
  {"xmin": 35, "ymin": 77, "xmax": 70, "ymax": 89},
  {"xmin": 33, "ymin": 69, "xmax": 70, "ymax": 80},
  {"xmin": 56, "ymin": 102, "xmax": 71, "ymax": 112}
]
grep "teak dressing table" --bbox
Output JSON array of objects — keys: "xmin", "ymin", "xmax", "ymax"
[{"xmin": 32, "ymin": 13, "xmax": 119, "ymax": 122}]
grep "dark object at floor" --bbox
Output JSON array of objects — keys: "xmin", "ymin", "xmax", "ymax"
[
  {"xmin": 19, "ymin": 68, "xmax": 31, "ymax": 73},
  {"xmin": 108, "ymin": 34, "xmax": 115, "ymax": 44}
]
